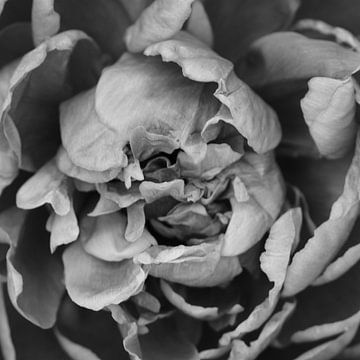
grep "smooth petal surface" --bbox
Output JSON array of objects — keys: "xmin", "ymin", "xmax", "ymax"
[{"xmin": 63, "ymin": 241, "xmax": 147, "ymax": 311}]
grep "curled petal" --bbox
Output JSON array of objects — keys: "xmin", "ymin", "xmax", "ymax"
[
  {"xmin": 301, "ymin": 77, "xmax": 357, "ymax": 159},
  {"xmin": 283, "ymin": 131, "xmax": 360, "ymax": 297}
]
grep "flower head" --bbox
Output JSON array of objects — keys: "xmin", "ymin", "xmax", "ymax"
[{"xmin": 1, "ymin": 1, "xmax": 360, "ymax": 360}]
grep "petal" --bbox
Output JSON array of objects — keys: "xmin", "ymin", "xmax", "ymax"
[
  {"xmin": 160, "ymin": 280, "xmax": 243, "ymax": 321},
  {"xmin": 178, "ymin": 143, "xmax": 242, "ymax": 180},
  {"xmin": 6, "ymin": 207, "xmax": 65, "ymax": 328},
  {"xmin": 283, "ymin": 131, "xmax": 360, "ymax": 297},
  {"xmin": 186, "ymin": 1, "xmax": 213, "ymax": 47},
  {"xmin": 2, "ymin": 286, "xmax": 72, "ymax": 360},
  {"xmin": 125, "ymin": 0, "xmax": 196, "ymax": 53},
  {"xmin": 145, "ymin": 32, "xmax": 282, "ymax": 154},
  {"xmin": 229, "ymin": 302, "xmax": 296, "ymax": 360},
  {"xmin": 80, "ymin": 212, "xmax": 155, "ymax": 262},
  {"xmin": 222, "ymin": 152, "xmax": 286, "ymax": 255},
  {"xmin": 55, "ymin": 330, "xmax": 101, "ymax": 360},
  {"xmin": 2, "ymin": 30, "xmax": 103, "ymax": 171},
  {"xmin": 48, "ymin": 202, "xmax": 79, "ymax": 253},
  {"xmin": 237, "ymin": 32, "xmax": 360, "ymax": 91},
  {"xmin": 135, "ymin": 241, "xmax": 242, "ymax": 287},
  {"xmin": 55, "ymin": 146, "xmax": 120, "ymax": 183},
  {"xmin": 16, "ymin": 159, "xmax": 71, "ymax": 215},
  {"xmin": 292, "ymin": 326, "xmax": 358, "ymax": 360},
  {"xmin": 63, "ymin": 241, "xmax": 147, "ymax": 310},
  {"xmin": 204, "ymin": 0, "xmax": 300, "ymax": 61},
  {"xmin": 220, "ymin": 209, "xmax": 300, "ymax": 346},
  {"xmin": 32, "ymin": 0, "xmax": 130, "ymax": 58},
  {"xmin": 301, "ymin": 77, "xmax": 357, "ymax": 159}
]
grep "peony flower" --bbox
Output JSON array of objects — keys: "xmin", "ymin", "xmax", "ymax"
[{"xmin": 1, "ymin": 1, "xmax": 360, "ymax": 359}]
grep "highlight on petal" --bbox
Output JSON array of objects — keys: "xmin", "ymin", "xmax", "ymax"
[
  {"xmin": 145, "ymin": 32, "xmax": 282, "ymax": 154},
  {"xmin": 5, "ymin": 207, "xmax": 65, "ymax": 328},
  {"xmin": 16, "ymin": 159, "xmax": 71, "ymax": 215},
  {"xmin": 220, "ymin": 209, "xmax": 300, "ymax": 346},
  {"xmin": 301, "ymin": 77, "xmax": 357, "ymax": 159},
  {"xmin": 63, "ymin": 241, "xmax": 147, "ymax": 310},
  {"xmin": 283, "ymin": 131, "xmax": 360, "ymax": 297},
  {"xmin": 125, "ymin": 0, "xmax": 196, "ymax": 53},
  {"xmin": 80, "ymin": 212, "xmax": 156, "ymax": 262},
  {"xmin": 32, "ymin": 0, "xmax": 130, "ymax": 58},
  {"xmin": 2, "ymin": 30, "xmax": 103, "ymax": 171}
]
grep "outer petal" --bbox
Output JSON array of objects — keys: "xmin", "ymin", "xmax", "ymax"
[
  {"xmin": 301, "ymin": 77, "xmax": 357, "ymax": 159},
  {"xmin": 2, "ymin": 30, "xmax": 103, "ymax": 171},
  {"xmin": 220, "ymin": 209, "xmax": 300, "ymax": 346},
  {"xmin": 5, "ymin": 207, "xmax": 65, "ymax": 328},
  {"xmin": 283, "ymin": 131, "xmax": 360, "ymax": 297}
]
